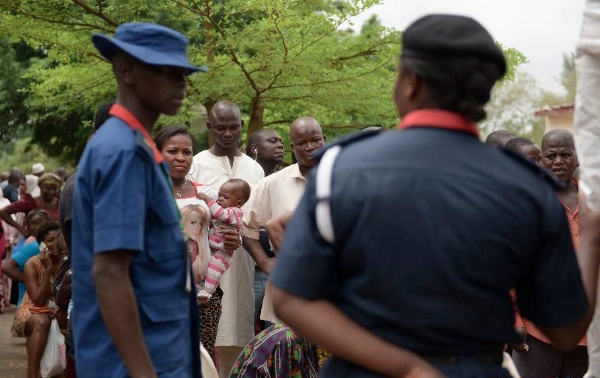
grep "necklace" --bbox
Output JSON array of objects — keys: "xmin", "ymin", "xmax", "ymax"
[{"xmin": 174, "ymin": 180, "xmax": 188, "ymax": 198}]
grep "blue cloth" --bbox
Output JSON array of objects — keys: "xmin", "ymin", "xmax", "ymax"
[
  {"xmin": 271, "ymin": 127, "xmax": 588, "ymax": 378},
  {"xmin": 72, "ymin": 115, "xmax": 200, "ymax": 377},
  {"xmin": 11, "ymin": 240, "xmax": 40, "ymax": 306},
  {"xmin": 2, "ymin": 185, "xmax": 18, "ymax": 202}
]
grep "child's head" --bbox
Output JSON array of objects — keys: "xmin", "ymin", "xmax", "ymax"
[
  {"xmin": 504, "ymin": 137, "xmax": 540, "ymax": 162},
  {"xmin": 218, "ymin": 179, "xmax": 251, "ymax": 208},
  {"xmin": 180, "ymin": 204, "xmax": 209, "ymax": 241}
]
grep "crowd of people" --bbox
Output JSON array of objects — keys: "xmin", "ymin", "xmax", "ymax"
[{"xmin": 1, "ymin": 6, "xmax": 600, "ymax": 378}]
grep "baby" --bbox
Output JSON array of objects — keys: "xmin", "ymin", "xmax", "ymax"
[{"xmin": 196, "ymin": 178, "xmax": 251, "ymax": 302}]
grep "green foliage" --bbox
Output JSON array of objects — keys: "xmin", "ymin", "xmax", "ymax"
[
  {"xmin": 560, "ymin": 52, "xmax": 576, "ymax": 103},
  {"xmin": 0, "ymin": 0, "xmax": 526, "ymax": 165},
  {"xmin": 0, "ymin": 136, "xmax": 74, "ymax": 173}
]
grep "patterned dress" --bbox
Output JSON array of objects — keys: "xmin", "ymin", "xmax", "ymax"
[
  {"xmin": 11, "ymin": 256, "xmax": 50, "ymax": 337},
  {"xmin": 229, "ymin": 322, "xmax": 318, "ymax": 378}
]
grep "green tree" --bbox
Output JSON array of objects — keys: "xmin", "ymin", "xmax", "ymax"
[{"xmin": 0, "ymin": 0, "xmax": 526, "ymax": 164}]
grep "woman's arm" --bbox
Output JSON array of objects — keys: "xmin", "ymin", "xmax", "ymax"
[
  {"xmin": 24, "ymin": 256, "xmax": 53, "ymax": 307},
  {"xmin": 1, "ymin": 258, "xmax": 24, "ymax": 282},
  {"xmin": 0, "ymin": 208, "xmax": 28, "ymax": 237},
  {"xmin": 272, "ymin": 287, "xmax": 444, "ymax": 378}
]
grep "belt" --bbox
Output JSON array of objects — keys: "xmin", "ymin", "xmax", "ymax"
[{"xmin": 424, "ymin": 351, "xmax": 503, "ymax": 365}]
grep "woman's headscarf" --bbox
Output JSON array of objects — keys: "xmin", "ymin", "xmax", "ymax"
[{"xmin": 38, "ymin": 173, "xmax": 63, "ymax": 188}]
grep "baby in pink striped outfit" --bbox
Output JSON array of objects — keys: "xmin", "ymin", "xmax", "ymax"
[{"xmin": 196, "ymin": 178, "xmax": 251, "ymax": 303}]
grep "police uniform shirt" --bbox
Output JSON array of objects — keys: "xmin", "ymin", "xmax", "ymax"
[
  {"xmin": 72, "ymin": 112, "xmax": 198, "ymax": 377},
  {"xmin": 270, "ymin": 126, "xmax": 588, "ymax": 377}
]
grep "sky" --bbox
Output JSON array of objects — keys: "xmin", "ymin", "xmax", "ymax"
[{"xmin": 347, "ymin": 0, "xmax": 586, "ymax": 86}]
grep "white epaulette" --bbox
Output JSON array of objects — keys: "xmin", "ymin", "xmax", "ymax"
[{"xmin": 315, "ymin": 145, "xmax": 342, "ymax": 244}]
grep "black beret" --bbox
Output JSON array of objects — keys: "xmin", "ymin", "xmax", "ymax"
[{"xmin": 402, "ymin": 14, "xmax": 506, "ymax": 77}]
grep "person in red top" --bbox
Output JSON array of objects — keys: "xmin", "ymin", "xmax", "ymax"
[
  {"xmin": 512, "ymin": 129, "xmax": 585, "ymax": 378},
  {"xmin": 0, "ymin": 173, "xmax": 61, "ymax": 237}
]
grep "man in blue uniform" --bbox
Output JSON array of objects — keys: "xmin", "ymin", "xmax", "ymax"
[
  {"xmin": 72, "ymin": 23, "xmax": 206, "ymax": 377},
  {"xmin": 270, "ymin": 14, "xmax": 600, "ymax": 378}
]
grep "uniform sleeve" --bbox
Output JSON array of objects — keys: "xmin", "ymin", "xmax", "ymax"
[
  {"xmin": 92, "ymin": 149, "xmax": 148, "ymax": 254},
  {"xmin": 241, "ymin": 180, "xmax": 270, "ymax": 240},
  {"xmin": 270, "ymin": 176, "xmax": 340, "ymax": 300},
  {"xmin": 515, "ymin": 194, "xmax": 588, "ymax": 328},
  {"xmin": 575, "ymin": 0, "xmax": 600, "ymax": 211}
]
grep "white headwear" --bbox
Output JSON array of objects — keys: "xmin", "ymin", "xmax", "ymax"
[
  {"xmin": 32, "ymin": 163, "xmax": 45, "ymax": 175},
  {"xmin": 25, "ymin": 175, "xmax": 40, "ymax": 197}
]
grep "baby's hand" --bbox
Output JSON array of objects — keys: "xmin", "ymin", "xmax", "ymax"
[{"xmin": 196, "ymin": 192, "xmax": 212, "ymax": 203}]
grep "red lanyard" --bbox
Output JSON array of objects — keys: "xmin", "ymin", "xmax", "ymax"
[
  {"xmin": 109, "ymin": 104, "xmax": 164, "ymax": 164},
  {"xmin": 398, "ymin": 109, "xmax": 479, "ymax": 138}
]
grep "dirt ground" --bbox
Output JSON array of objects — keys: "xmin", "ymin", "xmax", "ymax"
[{"xmin": 0, "ymin": 305, "xmax": 27, "ymax": 377}]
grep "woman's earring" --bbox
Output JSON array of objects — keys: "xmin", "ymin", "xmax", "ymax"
[{"xmin": 253, "ymin": 149, "xmax": 258, "ymax": 161}]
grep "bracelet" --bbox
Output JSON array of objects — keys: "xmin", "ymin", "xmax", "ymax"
[{"xmin": 236, "ymin": 235, "xmax": 243, "ymax": 249}]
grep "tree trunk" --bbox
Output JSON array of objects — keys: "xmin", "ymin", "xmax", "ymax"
[
  {"xmin": 204, "ymin": 0, "xmax": 214, "ymax": 64},
  {"xmin": 248, "ymin": 97, "xmax": 264, "ymax": 137}
]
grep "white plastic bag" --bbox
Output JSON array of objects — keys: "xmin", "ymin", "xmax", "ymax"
[
  {"xmin": 40, "ymin": 318, "xmax": 66, "ymax": 378},
  {"xmin": 200, "ymin": 343, "xmax": 218, "ymax": 378}
]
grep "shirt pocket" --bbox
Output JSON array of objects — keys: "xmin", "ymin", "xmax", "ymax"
[
  {"xmin": 147, "ymin": 197, "xmax": 185, "ymax": 263},
  {"xmin": 138, "ymin": 293, "xmax": 188, "ymax": 323}
]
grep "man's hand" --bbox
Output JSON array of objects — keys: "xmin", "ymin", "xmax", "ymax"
[
  {"xmin": 264, "ymin": 212, "xmax": 293, "ymax": 251},
  {"xmin": 510, "ymin": 327, "xmax": 529, "ymax": 352},
  {"xmin": 257, "ymin": 257, "xmax": 277, "ymax": 275}
]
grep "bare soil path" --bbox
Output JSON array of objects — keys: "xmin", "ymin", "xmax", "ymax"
[{"xmin": 0, "ymin": 305, "xmax": 27, "ymax": 377}]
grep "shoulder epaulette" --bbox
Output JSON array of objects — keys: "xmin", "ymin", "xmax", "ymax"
[
  {"xmin": 134, "ymin": 129, "xmax": 157, "ymax": 163},
  {"xmin": 314, "ymin": 130, "xmax": 382, "ymax": 161},
  {"xmin": 500, "ymin": 149, "xmax": 567, "ymax": 190}
]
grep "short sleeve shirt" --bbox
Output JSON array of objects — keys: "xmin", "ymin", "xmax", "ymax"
[
  {"xmin": 71, "ymin": 114, "xmax": 197, "ymax": 377},
  {"xmin": 271, "ymin": 128, "xmax": 587, "ymax": 377},
  {"xmin": 12, "ymin": 240, "xmax": 40, "ymax": 306},
  {"xmin": 2, "ymin": 195, "xmax": 59, "ymax": 219}
]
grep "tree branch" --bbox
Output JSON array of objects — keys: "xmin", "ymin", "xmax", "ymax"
[
  {"xmin": 71, "ymin": 0, "xmax": 119, "ymax": 27},
  {"xmin": 200, "ymin": 7, "xmax": 263, "ymax": 95},
  {"xmin": 169, "ymin": 0, "xmax": 205, "ymax": 16},
  {"xmin": 263, "ymin": 119, "xmax": 293, "ymax": 126},
  {"xmin": 270, "ymin": 55, "xmax": 395, "ymax": 89},
  {"xmin": 11, "ymin": 10, "xmax": 113, "ymax": 33}
]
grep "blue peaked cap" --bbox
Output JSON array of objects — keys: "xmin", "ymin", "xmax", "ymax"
[{"xmin": 92, "ymin": 22, "xmax": 207, "ymax": 74}]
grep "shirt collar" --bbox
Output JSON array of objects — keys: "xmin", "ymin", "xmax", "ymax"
[
  {"xmin": 289, "ymin": 163, "xmax": 305, "ymax": 180},
  {"xmin": 398, "ymin": 109, "xmax": 479, "ymax": 138},
  {"xmin": 109, "ymin": 104, "xmax": 164, "ymax": 164}
]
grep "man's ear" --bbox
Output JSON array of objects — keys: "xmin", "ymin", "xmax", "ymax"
[
  {"xmin": 114, "ymin": 57, "xmax": 135, "ymax": 85},
  {"xmin": 240, "ymin": 120, "xmax": 245, "ymax": 128},
  {"xmin": 206, "ymin": 121, "xmax": 212, "ymax": 131},
  {"xmin": 323, "ymin": 135, "xmax": 327, "ymax": 142},
  {"xmin": 404, "ymin": 70, "xmax": 420, "ymax": 101}
]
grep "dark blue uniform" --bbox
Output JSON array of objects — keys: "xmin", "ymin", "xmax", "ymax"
[
  {"xmin": 72, "ymin": 114, "xmax": 200, "ymax": 377},
  {"xmin": 271, "ymin": 126, "xmax": 587, "ymax": 377}
]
